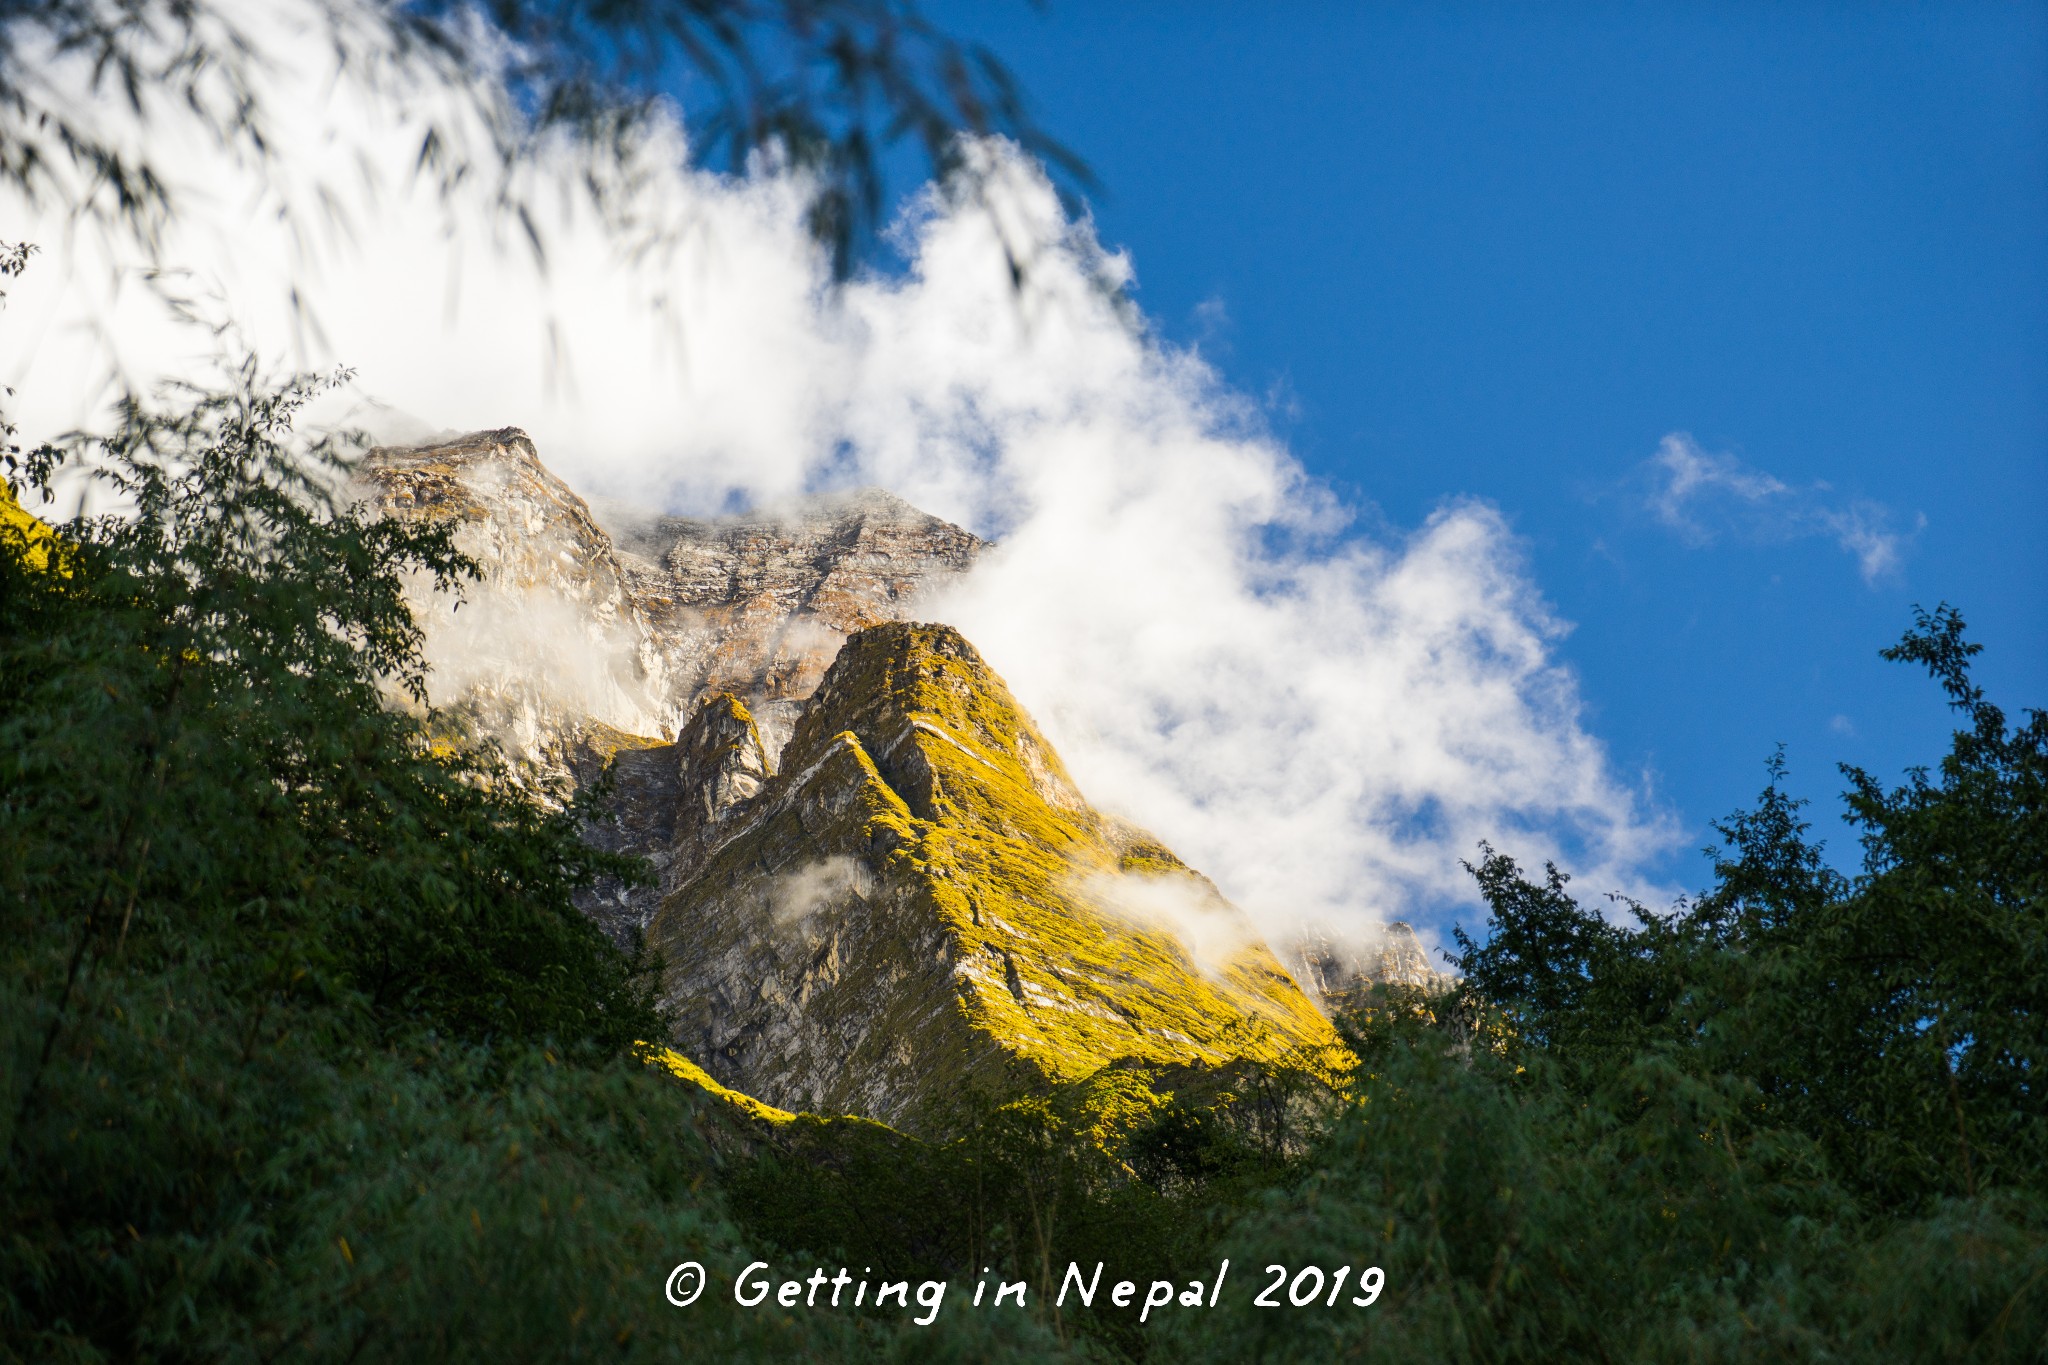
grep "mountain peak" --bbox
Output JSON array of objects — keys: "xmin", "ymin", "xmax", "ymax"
[
  {"xmin": 357, "ymin": 429, "xmax": 987, "ymax": 764},
  {"xmin": 649, "ymin": 620, "xmax": 1337, "ymax": 1128},
  {"xmin": 357, "ymin": 429, "xmax": 1400, "ymax": 1131},
  {"xmin": 783, "ymin": 620, "xmax": 1088, "ymax": 827}
]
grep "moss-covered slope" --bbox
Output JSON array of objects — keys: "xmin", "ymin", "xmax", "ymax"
[{"xmin": 648, "ymin": 621, "xmax": 1337, "ymax": 1129}]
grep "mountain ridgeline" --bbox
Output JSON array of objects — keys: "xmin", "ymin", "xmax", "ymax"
[{"xmin": 358, "ymin": 429, "xmax": 1429, "ymax": 1126}]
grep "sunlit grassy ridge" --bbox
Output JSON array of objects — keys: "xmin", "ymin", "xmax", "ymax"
[
  {"xmin": 1, "ymin": 480, "xmax": 67, "ymax": 574},
  {"xmin": 815, "ymin": 623, "xmax": 1335, "ymax": 1065},
  {"xmin": 644, "ymin": 1044, "xmax": 797, "ymax": 1125}
]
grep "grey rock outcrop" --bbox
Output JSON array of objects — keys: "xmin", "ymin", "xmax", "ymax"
[
  {"xmin": 570, "ymin": 694, "xmax": 773, "ymax": 944},
  {"xmin": 611, "ymin": 487, "xmax": 986, "ymax": 756},
  {"xmin": 1290, "ymin": 921, "xmax": 1453, "ymax": 1010}
]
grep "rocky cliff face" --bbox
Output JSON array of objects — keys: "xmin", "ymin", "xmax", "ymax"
[
  {"xmin": 358, "ymin": 430, "xmax": 984, "ymax": 768},
  {"xmin": 355, "ymin": 429, "xmax": 670, "ymax": 772},
  {"xmin": 612, "ymin": 489, "xmax": 985, "ymax": 757},
  {"xmin": 570, "ymin": 693, "xmax": 775, "ymax": 943},
  {"xmin": 1291, "ymin": 922, "xmax": 1453, "ymax": 1010},
  {"xmin": 644, "ymin": 622, "xmax": 1338, "ymax": 1128}
]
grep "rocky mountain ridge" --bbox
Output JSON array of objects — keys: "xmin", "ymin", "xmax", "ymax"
[
  {"xmin": 643, "ymin": 622, "xmax": 1338, "ymax": 1125},
  {"xmin": 357, "ymin": 428, "xmax": 1445, "ymax": 1125},
  {"xmin": 611, "ymin": 487, "xmax": 985, "ymax": 757},
  {"xmin": 356, "ymin": 428, "xmax": 986, "ymax": 768}
]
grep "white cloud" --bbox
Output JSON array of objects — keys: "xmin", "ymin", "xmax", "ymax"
[
  {"xmin": 1640, "ymin": 433, "xmax": 1918, "ymax": 585},
  {"xmin": 1646, "ymin": 432, "xmax": 1788, "ymax": 536},
  {"xmin": 1819, "ymin": 500, "xmax": 1925, "ymax": 583},
  {"xmin": 767, "ymin": 858, "xmax": 872, "ymax": 929},
  {"xmin": 0, "ymin": 0, "xmax": 1678, "ymax": 946}
]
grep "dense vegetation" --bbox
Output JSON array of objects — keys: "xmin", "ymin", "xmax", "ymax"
[
  {"xmin": 1171, "ymin": 614, "xmax": 2047, "ymax": 1361},
  {"xmin": 4, "ymin": 368, "xmax": 2041, "ymax": 1362}
]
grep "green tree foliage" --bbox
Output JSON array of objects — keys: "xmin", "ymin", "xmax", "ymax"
[
  {"xmin": 1, "ymin": 365, "xmax": 661, "ymax": 1065},
  {"xmin": 0, "ymin": 0, "xmax": 1086, "ymax": 276},
  {"xmin": 718, "ymin": 1055, "xmax": 1334, "ymax": 1359},
  {"xmin": 1456, "ymin": 605, "xmax": 2045, "ymax": 1209},
  {"xmin": 1176, "ymin": 609, "xmax": 2046, "ymax": 1362},
  {"xmin": 1175, "ymin": 995, "xmax": 2044, "ymax": 1363}
]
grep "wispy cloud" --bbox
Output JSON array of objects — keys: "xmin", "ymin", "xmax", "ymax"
[
  {"xmin": 1818, "ymin": 500, "xmax": 1915, "ymax": 582},
  {"xmin": 1641, "ymin": 434, "xmax": 1920, "ymax": 585},
  {"xmin": 1646, "ymin": 435, "xmax": 1787, "ymax": 536}
]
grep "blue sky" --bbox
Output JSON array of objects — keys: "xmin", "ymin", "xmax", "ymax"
[{"xmin": 904, "ymin": 0, "xmax": 2048, "ymax": 889}]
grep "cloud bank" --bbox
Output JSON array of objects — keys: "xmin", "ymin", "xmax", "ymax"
[{"xmin": 0, "ymin": 0, "xmax": 1677, "ymax": 947}]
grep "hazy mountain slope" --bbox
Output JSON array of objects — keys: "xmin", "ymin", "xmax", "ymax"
[
  {"xmin": 358, "ymin": 430, "xmax": 984, "ymax": 761},
  {"xmin": 1294, "ymin": 922, "xmax": 1451, "ymax": 1007},
  {"xmin": 610, "ymin": 488, "xmax": 985, "ymax": 756},
  {"xmin": 355, "ymin": 429, "xmax": 670, "ymax": 766}
]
